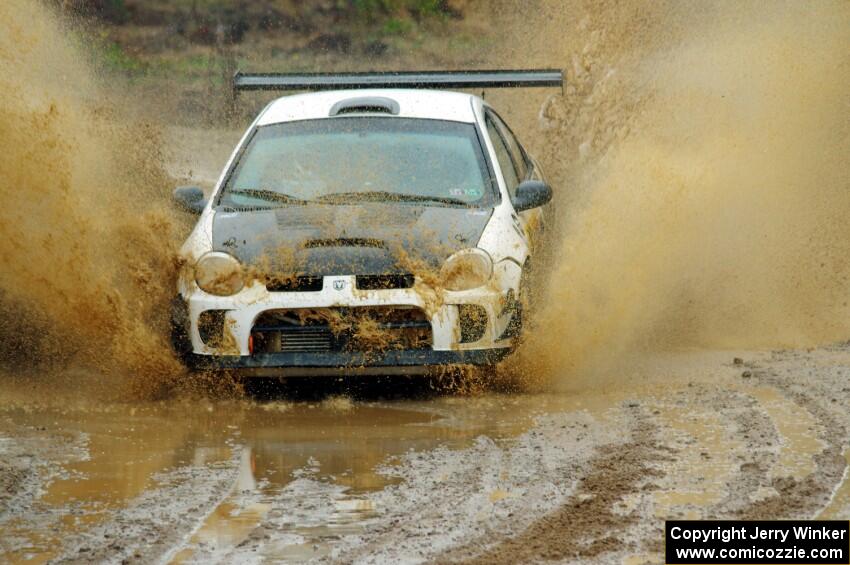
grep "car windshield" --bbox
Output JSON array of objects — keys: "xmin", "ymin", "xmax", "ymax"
[{"xmin": 217, "ymin": 117, "xmax": 496, "ymax": 209}]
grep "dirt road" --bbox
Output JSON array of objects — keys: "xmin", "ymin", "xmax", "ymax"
[{"xmin": 1, "ymin": 346, "xmax": 848, "ymax": 564}]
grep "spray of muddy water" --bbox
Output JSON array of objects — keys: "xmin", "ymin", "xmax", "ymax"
[
  {"xmin": 2, "ymin": 0, "xmax": 847, "ymax": 397},
  {"xmin": 0, "ymin": 0, "xmax": 186, "ymax": 396},
  {"xmin": 503, "ymin": 1, "xmax": 850, "ymax": 387}
]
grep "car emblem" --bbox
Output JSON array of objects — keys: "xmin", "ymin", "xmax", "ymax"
[{"xmin": 333, "ymin": 280, "xmax": 346, "ymax": 291}]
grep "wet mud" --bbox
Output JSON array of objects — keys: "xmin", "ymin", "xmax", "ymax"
[{"xmin": 1, "ymin": 348, "xmax": 849, "ymax": 563}]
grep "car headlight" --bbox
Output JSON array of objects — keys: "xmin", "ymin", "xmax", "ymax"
[
  {"xmin": 194, "ymin": 252, "xmax": 244, "ymax": 296},
  {"xmin": 440, "ymin": 248, "xmax": 493, "ymax": 291}
]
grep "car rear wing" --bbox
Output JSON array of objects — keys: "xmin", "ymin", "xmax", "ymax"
[{"xmin": 232, "ymin": 69, "xmax": 563, "ymax": 93}]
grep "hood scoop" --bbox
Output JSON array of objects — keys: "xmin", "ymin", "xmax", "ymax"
[{"xmin": 303, "ymin": 238, "xmax": 386, "ymax": 249}]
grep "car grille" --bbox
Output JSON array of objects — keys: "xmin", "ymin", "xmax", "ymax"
[
  {"xmin": 265, "ymin": 274, "xmax": 416, "ymax": 292},
  {"xmin": 251, "ymin": 307, "xmax": 431, "ymax": 354},
  {"xmin": 266, "ymin": 276, "xmax": 323, "ymax": 292},
  {"xmin": 355, "ymin": 274, "xmax": 415, "ymax": 290},
  {"xmin": 304, "ymin": 238, "xmax": 385, "ymax": 249},
  {"xmin": 273, "ymin": 327, "xmax": 334, "ymax": 352}
]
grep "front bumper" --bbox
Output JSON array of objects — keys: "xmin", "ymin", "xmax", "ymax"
[
  {"xmin": 177, "ymin": 266, "xmax": 522, "ymax": 374},
  {"xmin": 186, "ymin": 347, "xmax": 512, "ymax": 377}
]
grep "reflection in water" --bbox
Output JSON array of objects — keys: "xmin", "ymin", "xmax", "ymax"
[
  {"xmin": 171, "ymin": 448, "xmax": 271, "ymax": 564},
  {"xmin": 0, "ymin": 389, "xmax": 607, "ymax": 563}
]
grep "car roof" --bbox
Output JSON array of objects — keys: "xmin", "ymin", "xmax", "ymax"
[{"xmin": 257, "ymin": 89, "xmax": 480, "ymax": 126}]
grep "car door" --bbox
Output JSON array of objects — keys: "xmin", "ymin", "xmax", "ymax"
[{"xmin": 484, "ymin": 109, "xmax": 546, "ymax": 253}]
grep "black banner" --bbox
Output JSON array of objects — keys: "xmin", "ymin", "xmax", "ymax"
[{"xmin": 665, "ymin": 520, "xmax": 849, "ymax": 564}]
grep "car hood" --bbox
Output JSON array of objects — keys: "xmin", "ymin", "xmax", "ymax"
[{"xmin": 211, "ymin": 204, "xmax": 493, "ymax": 277}]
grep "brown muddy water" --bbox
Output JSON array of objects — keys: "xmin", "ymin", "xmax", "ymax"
[
  {"xmin": 3, "ymin": 349, "xmax": 849, "ymax": 563},
  {"xmin": 0, "ymin": 379, "xmax": 628, "ymax": 562},
  {"xmin": 1, "ymin": 0, "xmax": 849, "ymax": 562}
]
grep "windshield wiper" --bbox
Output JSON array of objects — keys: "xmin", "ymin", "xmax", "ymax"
[
  {"xmin": 228, "ymin": 188, "xmax": 310, "ymax": 205},
  {"xmin": 316, "ymin": 191, "xmax": 470, "ymax": 207}
]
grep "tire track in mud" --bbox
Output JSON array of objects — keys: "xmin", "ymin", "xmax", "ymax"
[
  {"xmin": 431, "ymin": 352, "xmax": 850, "ymax": 564},
  {"xmin": 732, "ymin": 355, "xmax": 849, "ymax": 520},
  {"xmin": 0, "ymin": 418, "xmax": 90, "ymax": 560},
  {"xmin": 0, "ymin": 425, "xmax": 87, "ymax": 523},
  {"xmin": 706, "ymin": 388, "xmax": 781, "ymax": 516},
  {"xmin": 53, "ymin": 448, "xmax": 243, "ymax": 564},
  {"xmin": 668, "ymin": 367, "xmax": 847, "ymax": 524},
  {"xmin": 433, "ymin": 410, "xmax": 669, "ymax": 564}
]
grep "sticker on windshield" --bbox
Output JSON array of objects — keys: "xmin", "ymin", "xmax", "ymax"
[{"xmin": 449, "ymin": 187, "xmax": 483, "ymax": 198}]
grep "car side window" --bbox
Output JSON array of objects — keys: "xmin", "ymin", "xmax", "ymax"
[
  {"xmin": 490, "ymin": 111, "xmax": 530, "ymax": 180},
  {"xmin": 485, "ymin": 115, "xmax": 520, "ymax": 199}
]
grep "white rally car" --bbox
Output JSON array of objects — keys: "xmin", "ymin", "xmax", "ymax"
[{"xmin": 171, "ymin": 70, "xmax": 560, "ymax": 376}]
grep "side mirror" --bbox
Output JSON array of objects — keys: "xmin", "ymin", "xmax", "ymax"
[
  {"xmin": 513, "ymin": 180, "xmax": 552, "ymax": 212},
  {"xmin": 173, "ymin": 186, "xmax": 207, "ymax": 214}
]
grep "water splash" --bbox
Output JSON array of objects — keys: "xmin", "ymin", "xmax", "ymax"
[
  {"xmin": 508, "ymin": 0, "xmax": 850, "ymax": 385},
  {"xmin": 0, "ymin": 0, "xmax": 187, "ymax": 396}
]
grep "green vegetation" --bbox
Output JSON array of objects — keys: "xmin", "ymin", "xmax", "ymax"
[
  {"xmin": 99, "ymin": 40, "xmax": 145, "ymax": 74},
  {"xmin": 381, "ymin": 17, "xmax": 415, "ymax": 36},
  {"xmin": 63, "ymin": 0, "xmax": 454, "ymax": 26},
  {"xmin": 61, "ymin": 0, "xmax": 476, "ymax": 123},
  {"xmin": 348, "ymin": 0, "xmax": 449, "ymax": 19}
]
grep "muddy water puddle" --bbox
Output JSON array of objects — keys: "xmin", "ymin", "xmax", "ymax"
[
  {"xmin": 169, "ymin": 392, "xmax": 634, "ymax": 562},
  {"xmin": 0, "ymin": 401, "xmax": 233, "ymax": 562},
  {"xmin": 0, "ymin": 384, "xmax": 633, "ymax": 563},
  {"xmin": 649, "ymin": 404, "xmax": 744, "ymax": 518},
  {"xmin": 1, "ymin": 359, "xmax": 840, "ymax": 562},
  {"xmin": 744, "ymin": 386, "xmax": 826, "ymax": 481}
]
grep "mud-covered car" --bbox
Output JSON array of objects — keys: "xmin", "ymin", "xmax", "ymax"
[{"xmin": 171, "ymin": 70, "xmax": 561, "ymax": 376}]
